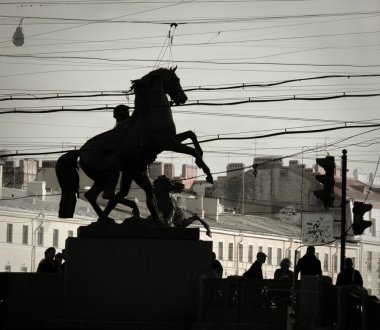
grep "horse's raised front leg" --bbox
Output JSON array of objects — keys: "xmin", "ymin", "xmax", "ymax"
[
  {"xmin": 164, "ymin": 140, "xmax": 214, "ymax": 184},
  {"xmin": 175, "ymin": 131, "xmax": 203, "ymax": 158}
]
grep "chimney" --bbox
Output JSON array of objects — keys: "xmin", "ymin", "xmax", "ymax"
[
  {"xmin": 27, "ymin": 181, "xmax": 46, "ymax": 201},
  {"xmin": 0, "ymin": 159, "xmax": 4, "ymax": 198}
]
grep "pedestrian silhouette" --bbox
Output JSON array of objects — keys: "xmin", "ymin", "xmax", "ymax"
[
  {"xmin": 54, "ymin": 252, "xmax": 64, "ymax": 273},
  {"xmin": 61, "ymin": 248, "xmax": 67, "ymax": 272},
  {"xmin": 274, "ymin": 258, "xmax": 294, "ymax": 280},
  {"xmin": 336, "ymin": 258, "xmax": 363, "ymax": 287},
  {"xmin": 294, "ymin": 246, "xmax": 322, "ymax": 279},
  {"xmin": 243, "ymin": 251, "xmax": 267, "ymax": 279},
  {"xmin": 37, "ymin": 247, "xmax": 57, "ymax": 273},
  {"xmin": 211, "ymin": 252, "xmax": 223, "ymax": 278}
]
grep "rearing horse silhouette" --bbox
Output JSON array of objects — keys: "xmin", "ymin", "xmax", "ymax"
[{"xmin": 55, "ymin": 67, "xmax": 213, "ymax": 224}]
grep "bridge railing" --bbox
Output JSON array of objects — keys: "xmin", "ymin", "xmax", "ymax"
[{"xmin": 199, "ymin": 277, "xmax": 296, "ymax": 328}]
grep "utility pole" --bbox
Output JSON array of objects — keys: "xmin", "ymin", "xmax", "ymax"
[{"xmin": 340, "ymin": 149, "xmax": 347, "ymax": 272}]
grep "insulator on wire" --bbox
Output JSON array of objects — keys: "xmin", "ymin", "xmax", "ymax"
[{"xmin": 12, "ymin": 20, "xmax": 24, "ymax": 47}]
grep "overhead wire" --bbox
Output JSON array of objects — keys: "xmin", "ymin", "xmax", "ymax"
[{"xmin": 1, "ymin": 73, "xmax": 380, "ymax": 101}]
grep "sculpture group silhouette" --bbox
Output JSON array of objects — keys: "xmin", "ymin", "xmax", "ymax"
[{"xmin": 56, "ymin": 67, "xmax": 213, "ymax": 226}]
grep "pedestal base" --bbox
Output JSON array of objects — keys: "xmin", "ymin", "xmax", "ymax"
[{"xmin": 64, "ymin": 226, "xmax": 212, "ymax": 322}]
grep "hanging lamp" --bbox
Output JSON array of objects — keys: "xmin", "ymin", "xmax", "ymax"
[{"xmin": 12, "ymin": 19, "xmax": 24, "ymax": 47}]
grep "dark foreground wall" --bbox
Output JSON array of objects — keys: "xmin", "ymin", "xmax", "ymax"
[
  {"xmin": 0, "ymin": 272, "xmax": 63, "ymax": 329},
  {"xmin": 63, "ymin": 227, "xmax": 212, "ymax": 322}
]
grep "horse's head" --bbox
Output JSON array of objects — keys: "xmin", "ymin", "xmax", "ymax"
[
  {"xmin": 153, "ymin": 175, "xmax": 184, "ymax": 194},
  {"xmin": 132, "ymin": 67, "xmax": 187, "ymax": 106},
  {"xmin": 161, "ymin": 67, "xmax": 188, "ymax": 105}
]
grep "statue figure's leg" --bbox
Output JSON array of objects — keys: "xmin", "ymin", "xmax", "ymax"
[
  {"xmin": 193, "ymin": 216, "xmax": 212, "ymax": 238},
  {"xmin": 84, "ymin": 181, "xmax": 115, "ymax": 224},
  {"xmin": 103, "ymin": 172, "xmax": 141, "ymax": 218},
  {"xmin": 134, "ymin": 171, "xmax": 166, "ymax": 226},
  {"xmin": 102, "ymin": 171, "xmax": 120, "ymax": 199}
]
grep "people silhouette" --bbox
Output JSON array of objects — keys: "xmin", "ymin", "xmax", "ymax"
[
  {"xmin": 54, "ymin": 252, "xmax": 64, "ymax": 273},
  {"xmin": 211, "ymin": 252, "xmax": 223, "ymax": 278},
  {"xmin": 243, "ymin": 251, "xmax": 267, "ymax": 279},
  {"xmin": 294, "ymin": 246, "xmax": 322, "ymax": 279},
  {"xmin": 336, "ymin": 258, "xmax": 363, "ymax": 287},
  {"xmin": 37, "ymin": 247, "xmax": 57, "ymax": 273},
  {"xmin": 274, "ymin": 258, "xmax": 294, "ymax": 280}
]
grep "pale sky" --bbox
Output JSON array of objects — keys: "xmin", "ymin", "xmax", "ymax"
[{"xmin": 0, "ymin": 0, "xmax": 379, "ymax": 181}]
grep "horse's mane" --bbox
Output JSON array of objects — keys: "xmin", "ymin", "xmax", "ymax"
[
  {"xmin": 130, "ymin": 67, "xmax": 176, "ymax": 119},
  {"xmin": 130, "ymin": 67, "xmax": 176, "ymax": 91}
]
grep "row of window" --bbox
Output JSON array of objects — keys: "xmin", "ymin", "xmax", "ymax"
[
  {"xmin": 4, "ymin": 265, "xmax": 27, "ymax": 272},
  {"xmin": 6, "ymin": 224, "xmax": 74, "ymax": 248},
  {"xmin": 217, "ymin": 242, "xmax": 290, "ymax": 265}
]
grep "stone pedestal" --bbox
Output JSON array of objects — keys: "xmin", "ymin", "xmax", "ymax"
[{"xmin": 63, "ymin": 224, "xmax": 212, "ymax": 322}]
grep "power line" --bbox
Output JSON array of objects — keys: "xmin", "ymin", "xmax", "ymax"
[
  {"xmin": 2, "ymin": 90, "xmax": 380, "ymax": 114},
  {"xmin": 1, "ymin": 123, "xmax": 379, "ymax": 158},
  {"xmin": 1, "ymin": 73, "xmax": 379, "ymax": 101}
]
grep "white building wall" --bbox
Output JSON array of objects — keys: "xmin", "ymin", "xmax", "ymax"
[
  {"xmin": 0, "ymin": 210, "xmax": 91, "ymax": 272},
  {"xmin": 192, "ymin": 181, "xmax": 213, "ymax": 195}
]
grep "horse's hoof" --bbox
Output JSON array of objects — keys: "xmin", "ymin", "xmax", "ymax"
[
  {"xmin": 132, "ymin": 210, "xmax": 141, "ymax": 218},
  {"xmin": 97, "ymin": 217, "xmax": 116, "ymax": 225},
  {"xmin": 206, "ymin": 175, "xmax": 214, "ymax": 184}
]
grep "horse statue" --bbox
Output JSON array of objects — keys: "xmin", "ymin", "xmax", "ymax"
[
  {"xmin": 148, "ymin": 175, "xmax": 211, "ymax": 237},
  {"xmin": 55, "ymin": 67, "xmax": 214, "ymax": 225}
]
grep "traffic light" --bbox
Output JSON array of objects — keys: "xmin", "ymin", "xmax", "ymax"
[
  {"xmin": 314, "ymin": 156, "xmax": 335, "ymax": 208},
  {"xmin": 352, "ymin": 201, "xmax": 372, "ymax": 235}
]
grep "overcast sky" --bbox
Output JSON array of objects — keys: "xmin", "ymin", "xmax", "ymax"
[{"xmin": 0, "ymin": 0, "xmax": 379, "ymax": 181}]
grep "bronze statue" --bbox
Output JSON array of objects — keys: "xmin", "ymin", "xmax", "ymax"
[
  {"xmin": 55, "ymin": 67, "xmax": 213, "ymax": 224},
  {"xmin": 148, "ymin": 175, "xmax": 211, "ymax": 237}
]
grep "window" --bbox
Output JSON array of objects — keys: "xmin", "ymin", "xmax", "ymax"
[
  {"xmin": 315, "ymin": 252, "xmax": 319, "ymax": 259},
  {"xmin": 258, "ymin": 246, "xmax": 263, "ymax": 252},
  {"xmin": 22, "ymin": 225, "xmax": 28, "ymax": 245},
  {"xmin": 53, "ymin": 229, "xmax": 59, "ymax": 248},
  {"xmin": 228, "ymin": 243, "xmax": 234, "ymax": 261},
  {"xmin": 333, "ymin": 255, "xmax": 338, "ymax": 273},
  {"xmin": 277, "ymin": 248, "xmax": 282, "ymax": 265},
  {"xmin": 218, "ymin": 242, "xmax": 223, "ymax": 260},
  {"xmin": 37, "ymin": 227, "xmax": 44, "ymax": 246},
  {"xmin": 68, "ymin": 230, "xmax": 74, "ymax": 238},
  {"xmin": 6, "ymin": 224, "xmax": 13, "ymax": 243},
  {"xmin": 238, "ymin": 244, "xmax": 243, "ymax": 262},
  {"xmin": 324, "ymin": 254, "xmax": 329, "ymax": 271},
  {"xmin": 267, "ymin": 247, "xmax": 272, "ymax": 265},
  {"xmin": 176, "ymin": 196, "xmax": 182, "ymax": 206},
  {"xmin": 287, "ymin": 249, "xmax": 292, "ymax": 263},
  {"xmin": 351, "ymin": 257, "xmax": 356, "ymax": 268},
  {"xmin": 4, "ymin": 265, "xmax": 11, "ymax": 272},
  {"xmin": 21, "ymin": 266, "xmax": 27, "ymax": 272},
  {"xmin": 367, "ymin": 251, "xmax": 372, "ymax": 272},
  {"xmin": 248, "ymin": 245, "xmax": 253, "ymax": 263}
]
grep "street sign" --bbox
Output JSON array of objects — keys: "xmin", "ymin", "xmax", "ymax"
[{"xmin": 302, "ymin": 213, "xmax": 334, "ymax": 245}]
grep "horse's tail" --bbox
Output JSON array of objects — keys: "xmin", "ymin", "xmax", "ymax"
[{"xmin": 55, "ymin": 150, "xmax": 80, "ymax": 218}]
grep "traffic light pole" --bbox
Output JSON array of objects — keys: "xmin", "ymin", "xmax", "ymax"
[{"xmin": 340, "ymin": 149, "xmax": 347, "ymax": 272}]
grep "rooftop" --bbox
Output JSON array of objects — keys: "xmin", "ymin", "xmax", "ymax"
[{"xmin": 0, "ymin": 186, "xmax": 127, "ymax": 221}]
